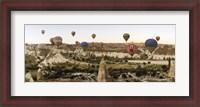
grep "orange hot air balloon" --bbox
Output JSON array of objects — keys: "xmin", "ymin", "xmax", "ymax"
[
  {"xmin": 41, "ymin": 30, "xmax": 45, "ymax": 35},
  {"xmin": 71, "ymin": 31, "xmax": 76, "ymax": 37},
  {"xmin": 123, "ymin": 33, "xmax": 130, "ymax": 42},
  {"xmin": 156, "ymin": 36, "xmax": 160, "ymax": 41},
  {"xmin": 127, "ymin": 44, "xmax": 138, "ymax": 56},
  {"xmin": 91, "ymin": 34, "xmax": 96, "ymax": 39}
]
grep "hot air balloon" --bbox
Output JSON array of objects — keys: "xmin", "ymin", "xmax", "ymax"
[
  {"xmin": 75, "ymin": 41, "xmax": 80, "ymax": 46},
  {"xmin": 127, "ymin": 44, "xmax": 138, "ymax": 56},
  {"xmin": 156, "ymin": 36, "xmax": 160, "ymax": 41},
  {"xmin": 41, "ymin": 30, "xmax": 45, "ymax": 35},
  {"xmin": 80, "ymin": 42, "xmax": 88, "ymax": 47},
  {"xmin": 50, "ymin": 38, "xmax": 54, "ymax": 45},
  {"xmin": 71, "ymin": 31, "xmax": 76, "ymax": 37},
  {"xmin": 144, "ymin": 39, "xmax": 158, "ymax": 53},
  {"xmin": 53, "ymin": 36, "xmax": 63, "ymax": 46},
  {"xmin": 123, "ymin": 33, "xmax": 130, "ymax": 42},
  {"xmin": 91, "ymin": 34, "xmax": 96, "ymax": 39}
]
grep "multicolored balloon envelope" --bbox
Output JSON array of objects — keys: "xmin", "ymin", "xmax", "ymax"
[
  {"xmin": 127, "ymin": 44, "xmax": 138, "ymax": 56},
  {"xmin": 80, "ymin": 42, "xmax": 88, "ymax": 47},
  {"xmin": 145, "ymin": 39, "xmax": 158, "ymax": 53}
]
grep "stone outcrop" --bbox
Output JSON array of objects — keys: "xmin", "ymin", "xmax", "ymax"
[
  {"xmin": 168, "ymin": 61, "xmax": 175, "ymax": 78},
  {"xmin": 97, "ymin": 58, "xmax": 110, "ymax": 82}
]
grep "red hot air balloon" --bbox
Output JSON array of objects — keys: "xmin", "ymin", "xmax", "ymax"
[
  {"xmin": 156, "ymin": 36, "xmax": 160, "ymax": 41},
  {"xmin": 127, "ymin": 44, "xmax": 138, "ymax": 56}
]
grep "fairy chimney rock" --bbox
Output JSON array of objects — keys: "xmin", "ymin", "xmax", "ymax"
[
  {"xmin": 97, "ymin": 58, "xmax": 109, "ymax": 82},
  {"xmin": 168, "ymin": 60, "xmax": 175, "ymax": 78}
]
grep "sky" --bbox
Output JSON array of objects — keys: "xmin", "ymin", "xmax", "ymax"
[{"xmin": 25, "ymin": 24, "xmax": 175, "ymax": 44}]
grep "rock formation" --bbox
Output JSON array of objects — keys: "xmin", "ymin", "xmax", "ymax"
[
  {"xmin": 97, "ymin": 58, "xmax": 109, "ymax": 82},
  {"xmin": 168, "ymin": 61, "xmax": 175, "ymax": 78},
  {"xmin": 37, "ymin": 44, "xmax": 50, "ymax": 57},
  {"xmin": 37, "ymin": 68, "xmax": 44, "ymax": 80},
  {"xmin": 25, "ymin": 72, "xmax": 34, "ymax": 82},
  {"xmin": 25, "ymin": 43, "xmax": 176, "ymax": 82}
]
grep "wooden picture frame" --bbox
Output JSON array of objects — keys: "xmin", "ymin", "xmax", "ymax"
[{"xmin": 0, "ymin": 0, "xmax": 199, "ymax": 106}]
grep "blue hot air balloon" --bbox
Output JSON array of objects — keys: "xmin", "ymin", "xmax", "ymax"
[
  {"xmin": 80, "ymin": 42, "xmax": 88, "ymax": 47},
  {"xmin": 144, "ymin": 39, "xmax": 158, "ymax": 53}
]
